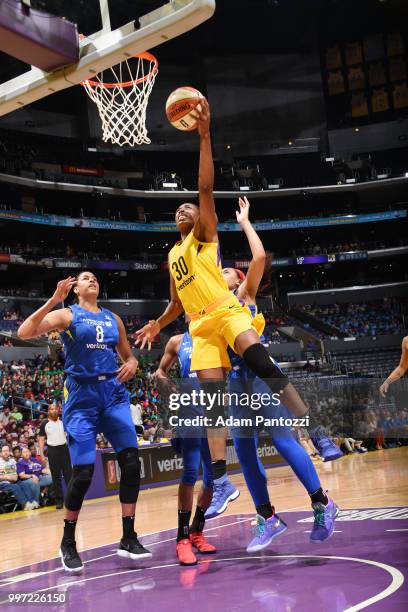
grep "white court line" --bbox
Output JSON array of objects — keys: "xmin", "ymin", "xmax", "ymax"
[
  {"xmin": 0, "ymin": 506, "xmax": 305, "ymax": 579},
  {"xmin": 0, "ymin": 515, "xmax": 258, "ymax": 590},
  {"xmin": 0, "ymin": 512, "xmax": 252, "ymax": 577},
  {"xmin": 0, "ymin": 504, "xmax": 403, "ymax": 581},
  {"xmin": 303, "ymin": 530, "xmax": 343, "ymax": 533},
  {"xmin": 2, "ymin": 503, "xmax": 404, "ymax": 576},
  {"xmin": 0, "ymin": 537, "xmax": 123, "ymax": 577},
  {"xmin": 0, "ymin": 512, "xmax": 216, "ymax": 578},
  {"xmin": 386, "ymin": 529, "xmax": 408, "ymax": 532},
  {"xmin": 0, "ymin": 572, "xmax": 45, "ymax": 585},
  {"xmin": 26, "ymin": 554, "xmax": 404, "ymax": 612}
]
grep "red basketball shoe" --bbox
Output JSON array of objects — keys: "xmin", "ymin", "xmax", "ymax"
[
  {"xmin": 190, "ymin": 532, "xmax": 217, "ymax": 553},
  {"xmin": 176, "ymin": 538, "xmax": 197, "ymax": 566}
]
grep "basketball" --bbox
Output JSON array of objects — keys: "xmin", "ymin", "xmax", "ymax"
[{"xmin": 165, "ymin": 86, "xmax": 204, "ymax": 131}]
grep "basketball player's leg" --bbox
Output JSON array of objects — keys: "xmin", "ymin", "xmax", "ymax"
[
  {"xmin": 191, "ymin": 327, "xmax": 230, "ymax": 474},
  {"xmin": 196, "ymin": 366, "xmax": 228, "ymax": 466},
  {"xmin": 101, "ymin": 384, "xmax": 152, "ymax": 560},
  {"xmin": 190, "ymin": 438, "xmax": 217, "ymax": 554},
  {"xmin": 61, "ymin": 435, "xmax": 96, "ymax": 573},
  {"xmin": 178, "ymin": 436, "xmax": 201, "ymax": 537},
  {"xmin": 227, "ymin": 376, "xmax": 287, "ymax": 552},
  {"xmin": 214, "ymin": 305, "xmax": 310, "ymax": 417},
  {"xmin": 232, "ymin": 429, "xmax": 269, "ymax": 507},
  {"xmin": 232, "ymin": 324, "xmax": 306, "ymax": 414},
  {"xmin": 252, "ymin": 376, "xmax": 339, "ymax": 542},
  {"xmin": 223, "ymin": 313, "xmax": 342, "ymax": 461},
  {"xmin": 231, "ymin": 429, "xmax": 287, "ymax": 552},
  {"xmin": 60, "ymin": 381, "xmax": 100, "ymax": 573},
  {"xmin": 176, "ymin": 435, "xmax": 213, "ymax": 565},
  {"xmin": 190, "ymin": 322, "xmax": 240, "ymax": 515},
  {"xmin": 201, "ymin": 305, "xmax": 306, "ymax": 418},
  {"xmin": 194, "ymin": 364, "xmax": 240, "ymax": 518},
  {"xmin": 271, "ymin": 430, "xmax": 339, "ymax": 542}
]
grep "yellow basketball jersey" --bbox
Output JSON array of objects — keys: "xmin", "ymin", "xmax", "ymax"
[
  {"xmin": 168, "ymin": 230, "xmax": 230, "ymax": 315},
  {"xmin": 252, "ymin": 311, "xmax": 266, "ymax": 337}
]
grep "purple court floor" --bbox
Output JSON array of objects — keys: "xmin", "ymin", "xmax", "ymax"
[{"xmin": 0, "ymin": 508, "xmax": 407, "ymax": 611}]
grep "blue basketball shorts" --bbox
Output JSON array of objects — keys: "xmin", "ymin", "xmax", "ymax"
[{"xmin": 63, "ymin": 374, "xmax": 137, "ymax": 465}]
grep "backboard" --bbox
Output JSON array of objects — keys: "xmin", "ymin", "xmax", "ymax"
[{"xmin": 0, "ymin": 0, "xmax": 215, "ymax": 117}]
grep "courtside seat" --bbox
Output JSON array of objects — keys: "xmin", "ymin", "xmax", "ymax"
[{"xmin": 0, "ymin": 489, "xmax": 19, "ymax": 513}]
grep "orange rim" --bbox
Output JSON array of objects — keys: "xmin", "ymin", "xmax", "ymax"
[{"xmin": 81, "ymin": 51, "xmax": 158, "ymax": 89}]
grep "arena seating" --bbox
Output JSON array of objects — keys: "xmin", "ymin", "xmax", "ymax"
[
  {"xmin": 329, "ymin": 346, "xmax": 403, "ymax": 377},
  {"xmin": 299, "ymin": 300, "xmax": 405, "ymax": 338}
]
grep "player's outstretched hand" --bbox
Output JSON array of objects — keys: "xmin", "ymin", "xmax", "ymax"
[
  {"xmin": 134, "ymin": 320, "xmax": 160, "ymax": 351},
  {"xmin": 236, "ymin": 196, "xmax": 250, "ymax": 224},
  {"xmin": 116, "ymin": 358, "xmax": 138, "ymax": 383},
  {"xmin": 51, "ymin": 277, "xmax": 77, "ymax": 305},
  {"xmin": 196, "ymin": 97, "xmax": 210, "ymax": 137},
  {"xmin": 379, "ymin": 380, "xmax": 389, "ymax": 397}
]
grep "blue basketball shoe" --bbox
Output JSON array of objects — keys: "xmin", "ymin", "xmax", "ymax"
[
  {"xmin": 310, "ymin": 496, "xmax": 339, "ymax": 543},
  {"xmin": 310, "ymin": 426, "xmax": 343, "ymax": 462},
  {"xmin": 246, "ymin": 513, "xmax": 287, "ymax": 553},
  {"xmin": 204, "ymin": 477, "xmax": 240, "ymax": 519}
]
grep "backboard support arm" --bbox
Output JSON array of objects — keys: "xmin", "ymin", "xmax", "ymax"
[{"xmin": 0, "ymin": 0, "xmax": 215, "ymax": 117}]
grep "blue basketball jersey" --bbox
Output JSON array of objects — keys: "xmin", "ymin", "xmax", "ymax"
[
  {"xmin": 177, "ymin": 332, "xmax": 199, "ymax": 388},
  {"xmin": 176, "ymin": 332, "xmax": 204, "ymax": 425},
  {"xmin": 61, "ymin": 304, "xmax": 119, "ymax": 378}
]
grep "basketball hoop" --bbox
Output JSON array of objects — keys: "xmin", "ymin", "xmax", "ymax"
[{"xmin": 81, "ymin": 52, "xmax": 158, "ymax": 147}]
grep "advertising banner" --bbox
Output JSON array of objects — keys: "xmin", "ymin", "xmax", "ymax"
[
  {"xmin": 100, "ymin": 438, "xmax": 283, "ymax": 493},
  {"xmin": 0, "ymin": 209, "xmax": 405, "ymax": 233},
  {"xmin": 235, "ymin": 251, "xmax": 368, "ymax": 268},
  {"xmin": 62, "ymin": 165, "xmax": 104, "ymax": 177}
]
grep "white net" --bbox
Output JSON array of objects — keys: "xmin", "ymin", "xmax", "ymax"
[{"xmin": 82, "ymin": 52, "xmax": 158, "ymax": 147}]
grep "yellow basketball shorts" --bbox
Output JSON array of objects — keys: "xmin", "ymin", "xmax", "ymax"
[{"xmin": 189, "ymin": 299, "xmax": 255, "ymax": 371}]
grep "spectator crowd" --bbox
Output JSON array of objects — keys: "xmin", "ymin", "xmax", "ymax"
[
  {"xmin": 0, "ymin": 346, "xmax": 406, "ymax": 513},
  {"xmin": 300, "ymin": 298, "xmax": 405, "ymax": 337}
]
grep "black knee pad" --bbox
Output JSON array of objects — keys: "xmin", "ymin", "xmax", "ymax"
[
  {"xmin": 65, "ymin": 464, "xmax": 94, "ymax": 511},
  {"xmin": 200, "ymin": 380, "xmax": 227, "ymax": 427},
  {"xmin": 117, "ymin": 447, "xmax": 140, "ymax": 504},
  {"xmin": 242, "ymin": 344, "xmax": 289, "ymax": 393}
]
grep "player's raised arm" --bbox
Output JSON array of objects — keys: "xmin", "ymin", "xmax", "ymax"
[
  {"xmin": 134, "ymin": 273, "xmax": 183, "ymax": 350},
  {"xmin": 17, "ymin": 277, "xmax": 75, "ymax": 339},
  {"xmin": 156, "ymin": 334, "xmax": 182, "ymax": 378},
  {"xmin": 194, "ymin": 98, "xmax": 217, "ymax": 243},
  {"xmin": 236, "ymin": 197, "xmax": 266, "ymax": 302},
  {"xmin": 380, "ymin": 336, "xmax": 408, "ymax": 396}
]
